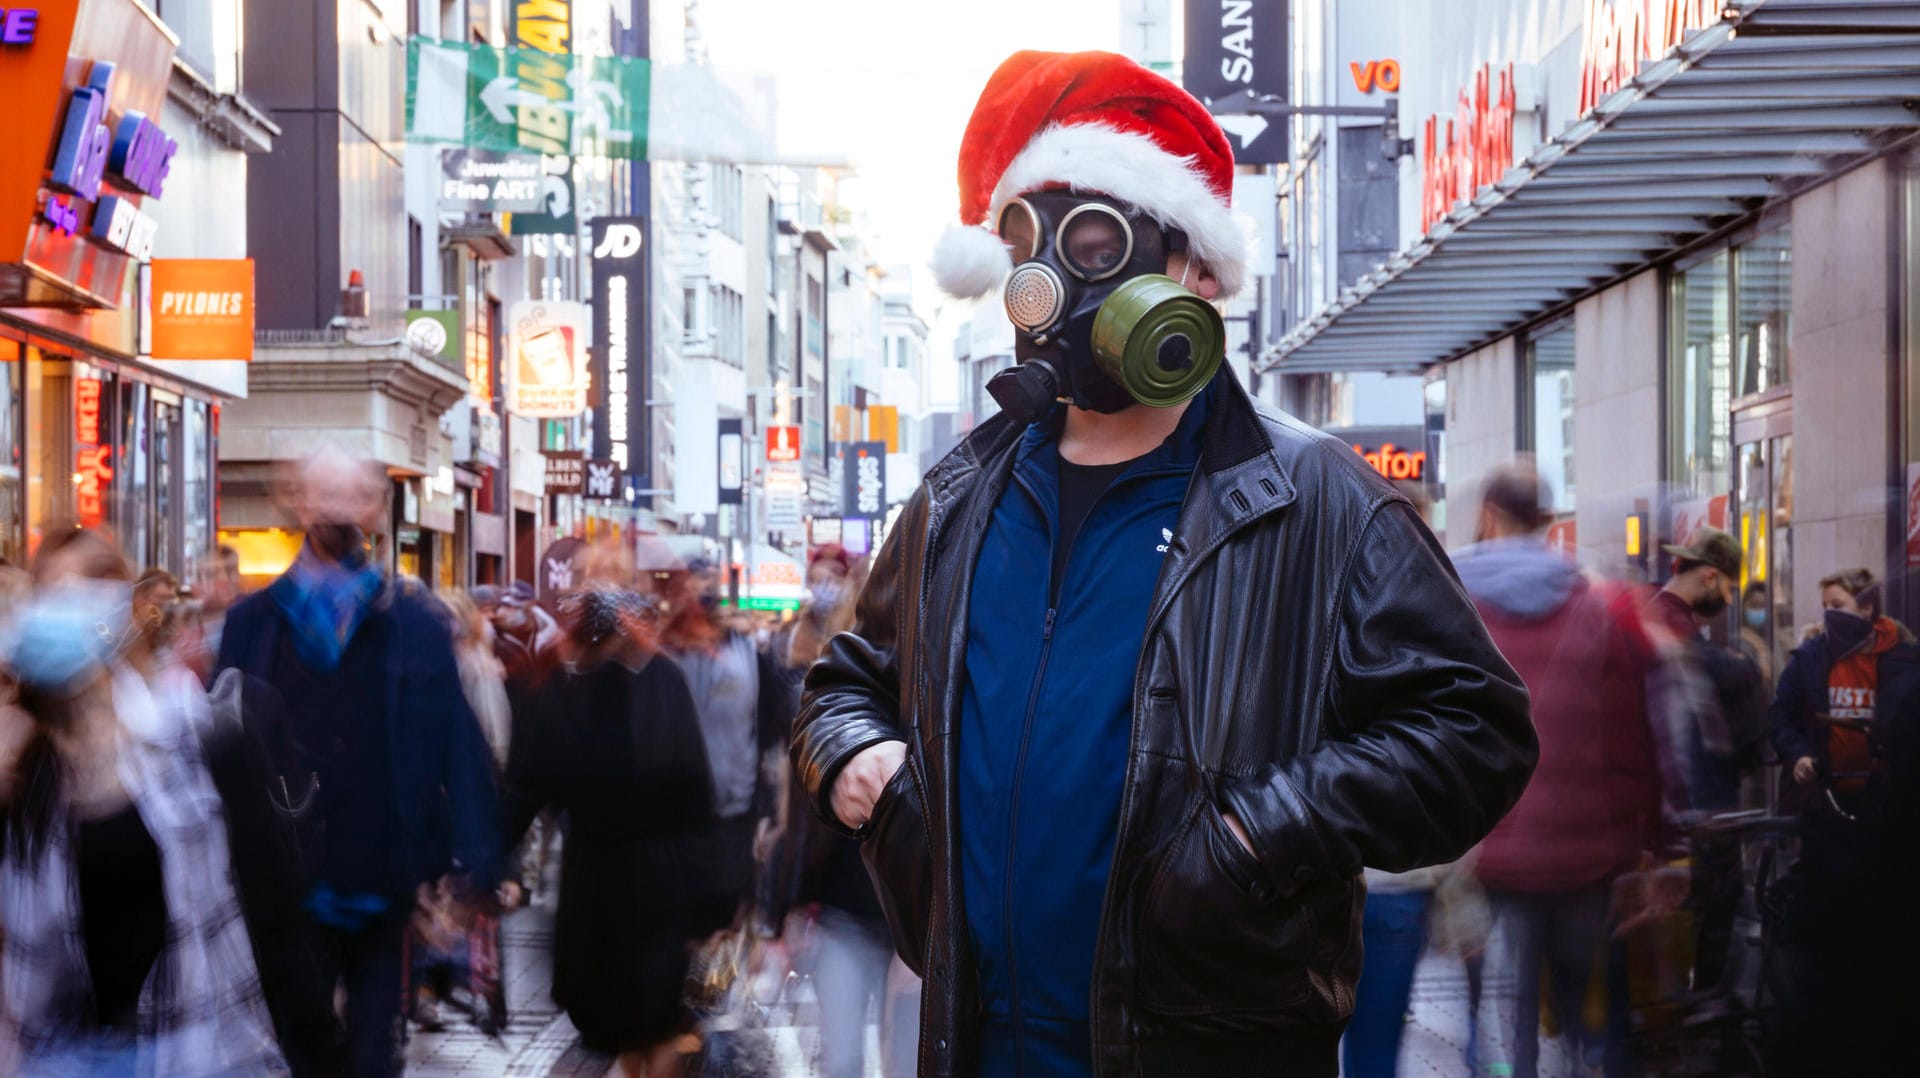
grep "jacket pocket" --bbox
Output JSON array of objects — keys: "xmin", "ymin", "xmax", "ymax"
[
  {"xmin": 1137, "ymin": 799, "xmax": 1352, "ymax": 1022},
  {"xmin": 859, "ymin": 754, "xmax": 933, "ymax": 975}
]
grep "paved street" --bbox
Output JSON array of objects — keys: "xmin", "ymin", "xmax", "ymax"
[{"xmin": 405, "ymin": 900, "xmax": 1576, "ymax": 1078}]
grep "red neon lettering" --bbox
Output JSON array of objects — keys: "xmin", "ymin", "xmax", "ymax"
[
  {"xmin": 1420, "ymin": 64, "xmax": 1516, "ymax": 232},
  {"xmin": 1579, "ymin": 0, "xmax": 1720, "ymax": 115},
  {"xmin": 1352, "ymin": 443, "xmax": 1427, "ymax": 481}
]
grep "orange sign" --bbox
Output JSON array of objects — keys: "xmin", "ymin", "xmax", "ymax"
[
  {"xmin": 1579, "ymin": 0, "xmax": 1720, "ymax": 115},
  {"xmin": 766, "ymin": 425, "xmax": 801, "ymax": 462},
  {"xmin": 868, "ymin": 404, "xmax": 900, "ymax": 453},
  {"xmin": 1421, "ymin": 64, "xmax": 1516, "ymax": 232},
  {"xmin": 148, "ymin": 259, "xmax": 254, "ymax": 360},
  {"xmin": 1350, "ymin": 59, "xmax": 1401, "ymax": 94},
  {"xmin": 0, "ymin": 0, "xmax": 80, "ymax": 263},
  {"xmin": 75, "ymin": 375, "xmax": 110, "ymax": 528},
  {"xmin": 1353, "ymin": 442, "xmax": 1427, "ymax": 481}
]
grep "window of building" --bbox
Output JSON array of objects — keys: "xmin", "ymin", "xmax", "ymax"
[
  {"xmin": 711, "ymin": 285, "xmax": 745, "ymax": 368},
  {"xmin": 1521, "ymin": 320, "xmax": 1577, "ymax": 518},
  {"xmin": 714, "ymin": 165, "xmax": 745, "ymax": 241},
  {"xmin": 1670, "ymin": 249, "xmax": 1734, "ymax": 503},
  {"xmin": 1735, "ymin": 224, "xmax": 1792, "ymax": 398}
]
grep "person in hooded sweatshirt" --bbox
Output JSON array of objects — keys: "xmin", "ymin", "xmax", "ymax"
[
  {"xmin": 1765, "ymin": 567, "xmax": 1920, "ymax": 1074},
  {"xmin": 1452, "ymin": 462, "xmax": 1688, "ymax": 1078}
]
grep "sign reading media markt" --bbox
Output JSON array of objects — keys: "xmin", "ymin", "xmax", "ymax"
[{"xmin": 406, "ymin": 37, "xmax": 650, "ymax": 158}]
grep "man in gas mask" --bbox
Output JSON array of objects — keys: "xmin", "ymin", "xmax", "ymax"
[
  {"xmin": 216, "ymin": 448, "xmax": 501, "ymax": 1077},
  {"xmin": 792, "ymin": 51, "xmax": 1536, "ymax": 1077}
]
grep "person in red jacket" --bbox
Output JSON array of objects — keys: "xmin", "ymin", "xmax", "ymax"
[{"xmin": 1454, "ymin": 462, "xmax": 1681, "ymax": 1078}]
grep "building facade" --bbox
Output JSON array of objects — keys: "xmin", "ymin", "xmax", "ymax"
[{"xmin": 1274, "ymin": 0, "xmax": 1920, "ymax": 674}]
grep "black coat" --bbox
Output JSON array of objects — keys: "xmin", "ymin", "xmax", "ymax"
[
  {"xmin": 501, "ymin": 655, "xmax": 712, "ymax": 1051},
  {"xmin": 792, "ymin": 369, "xmax": 1536, "ymax": 1076}
]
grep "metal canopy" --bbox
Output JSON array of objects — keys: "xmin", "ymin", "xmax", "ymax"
[{"xmin": 1268, "ymin": 0, "xmax": 1920, "ymax": 374}]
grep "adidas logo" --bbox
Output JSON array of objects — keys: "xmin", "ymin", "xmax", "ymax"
[{"xmin": 1156, "ymin": 527, "xmax": 1172, "ymax": 554}]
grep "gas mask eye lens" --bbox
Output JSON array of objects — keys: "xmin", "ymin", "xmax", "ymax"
[
  {"xmin": 997, "ymin": 198, "xmax": 1040, "ymax": 264},
  {"xmin": 1057, "ymin": 203, "xmax": 1133, "ymax": 281}
]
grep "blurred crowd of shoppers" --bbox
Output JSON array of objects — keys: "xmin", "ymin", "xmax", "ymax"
[
  {"xmin": 0, "ymin": 448, "xmax": 913, "ymax": 1078},
  {"xmin": 1343, "ymin": 459, "xmax": 1918, "ymax": 1077}
]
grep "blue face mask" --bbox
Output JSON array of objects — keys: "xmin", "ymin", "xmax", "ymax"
[
  {"xmin": 1744, "ymin": 608, "xmax": 1767, "ymax": 632},
  {"xmin": 6, "ymin": 578, "xmax": 132, "ymax": 695}
]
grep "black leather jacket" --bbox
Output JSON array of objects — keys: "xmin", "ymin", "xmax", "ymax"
[{"xmin": 792, "ymin": 372, "xmax": 1535, "ymax": 1075}]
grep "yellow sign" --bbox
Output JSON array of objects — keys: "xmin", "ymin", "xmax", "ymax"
[{"xmin": 869, "ymin": 404, "xmax": 899, "ymax": 453}]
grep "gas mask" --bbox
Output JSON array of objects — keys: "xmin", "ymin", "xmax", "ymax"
[{"xmin": 988, "ymin": 192, "xmax": 1224, "ymax": 424}]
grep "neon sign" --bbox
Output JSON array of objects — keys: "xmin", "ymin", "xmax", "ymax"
[
  {"xmin": 74, "ymin": 376, "xmax": 111, "ymax": 528},
  {"xmin": 1353, "ymin": 442, "xmax": 1427, "ymax": 481},
  {"xmin": 1420, "ymin": 64, "xmax": 1516, "ymax": 233},
  {"xmin": 1, "ymin": 8, "xmax": 37, "ymax": 44},
  {"xmin": 1578, "ymin": 0, "xmax": 1721, "ymax": 115}
]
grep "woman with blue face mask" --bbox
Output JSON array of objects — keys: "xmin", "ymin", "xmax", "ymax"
[{"xmin": 0, "ymin": 529, "xmax": 328, "ymax": 1078}]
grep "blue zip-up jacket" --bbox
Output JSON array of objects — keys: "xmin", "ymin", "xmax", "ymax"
[{"xmin": 959, "ymin": 387, "xmax": 1210, "ymax": 1077}]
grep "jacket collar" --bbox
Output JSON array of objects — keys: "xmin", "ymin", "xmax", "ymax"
[{"xmin": 927, "ymin": 364, "xmax": 1295, "ymax": 529}]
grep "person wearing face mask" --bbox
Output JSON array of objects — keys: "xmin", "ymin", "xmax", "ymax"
[
  {"xmin": 661, "ymin": 558, "xmax": 794, "ymax": 942},
  {"xmin": 1763, "ymin": 567, "xmax": 1919, "ymax": 1073},
  {"xmin": 793, "ymin": 51, "xmax": 1535, "ymax": 1078},
  {"xmin": 0, "ymin": 529, "xmax": 320, "ymax": 1077},
  {"xmin": 215, "ymin": 449, "xmax": 501, "ymax": 1077}
]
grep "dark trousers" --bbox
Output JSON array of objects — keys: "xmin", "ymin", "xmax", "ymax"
[
  {"xmin": 314, "ymin": 914, "xmax": 409, "ymax": 1078},
  {"xmin": 1343, "ymin": 890, "xmax": 1433, "ymax": 1078}
]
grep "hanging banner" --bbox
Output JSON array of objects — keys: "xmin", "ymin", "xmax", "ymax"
[
  {"xmin": 544, "ymin": 449, "xmax": 585, "ymax": 494},
  {"xmin": 584, "ymin": 458, "xmax": 624, "ymax": 500},
  {"xmin": 404, "ymin": 308, "xmax": 462, "ymax": 371},
  {"xmin": 1182, "ymin": 0, "xmax": 1289, "ymax": 164},
  {"xmin": 590, "ymin": 216, "xmax": 647, "ymax": 481},
  {"xmin": 718, "ymin": 418, "xmax": 744, "ymax": 506},
  {"xmin": 439, "ymin": 149, "xmax": 544, "ymax": 211},
  {"xmin": 146, "ymin": 259, "xmax": 254, "ymax": 360},
  {"xmin": 509, "ymin": 155, "xmax": 576, "ymax": 235},
  {"xmin": 406, "ymin": 37, "xmax": 650, "ymax": 159},
  {"xmin": 506, "ymin": 299, "xmax": 590, "ymax": 417},
  {"xmin": 842, "ymin": 440, "xmax": 886, "ymax": 521}
]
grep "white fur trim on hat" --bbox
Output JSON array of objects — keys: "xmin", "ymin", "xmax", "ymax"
[
  {"xmin": 930, "ymin": 225, "xmax": 1012, "ymax": 300},
  {"xmin": 988, "ymin": 122, "xmax": 1247, "ymax": 298}
]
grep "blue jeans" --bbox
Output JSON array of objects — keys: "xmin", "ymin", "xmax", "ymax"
[{"xmin": 1343, "ymin": 890, "xmax": 1433, "ymax": 1078}]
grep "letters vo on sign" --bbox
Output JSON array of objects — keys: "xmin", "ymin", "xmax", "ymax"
[{"xmin": 1350, "ymin": 59, "xmax": 1400, "ymax": 94}]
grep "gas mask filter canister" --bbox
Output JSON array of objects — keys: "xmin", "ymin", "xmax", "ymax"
[{"xmin": 986, "ymin": 193, "xmax": 1223, "ymax": 424}]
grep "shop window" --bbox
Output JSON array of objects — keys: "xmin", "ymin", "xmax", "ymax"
[
  {"xmin": 184, "ymin": 400, "xmax": 212, "ymax": 566},
  {"xmin": 1670, "ymin": 250, "xmax": 1734, "ymax": 505},
  {"xmin": 1521, "ymin": 322, "xmax": 1577, "ymax": 518},
  {"xmin": 1735, "ymin": 225, "xmax": 1792, "ymax": 397},
  {"xmin": 116, "ymin": 379, "xmax": 150, "ymax": 569}
]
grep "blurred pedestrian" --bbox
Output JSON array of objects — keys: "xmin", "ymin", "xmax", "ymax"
[
  {"xmin": 1765, "ymin": 567, "xmax": 1918, "ymax": 1073},
  {"xmin": 500, "ymin": 585, "xmax": 713, "ymax": 1077},
  {"xmin": 0, "ymin": 530, "xmax": 291, "ymax": 1076},
  {"xmin": 1647, "ymin": 528, "xmax": 1764, "ymax": 990},
  {"xmin": 766, "ymin": 544, "xmax": 916, "ymax": 1078},
  {"xmin": 215, "ymin": 449, "xmax": 501, "ymax": 1077},
  {"xmin": 1455, "ymin": 463, "xmax": 1673, "ymax": 1078},
  {"xmin": 662, "ymin": 558, "xmax": 792, "ymax": 940},
  {"xmin": 440, "ymin": 589, "xmax": 511, "ymax": 769}
]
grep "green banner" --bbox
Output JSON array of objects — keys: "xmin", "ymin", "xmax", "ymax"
[{"xmin": 407, "ymin": 37, "xmax": 650, "ymax": 159}]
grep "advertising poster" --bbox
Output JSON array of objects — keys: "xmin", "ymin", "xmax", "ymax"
[{"xmin": 506, "ymin": 300, "xmax": 590, "ymax": 417}]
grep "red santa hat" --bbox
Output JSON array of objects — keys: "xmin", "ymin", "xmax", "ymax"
[{"xmin": 930, "ymin": 50, "xmax": 1247, "ymax": 301}]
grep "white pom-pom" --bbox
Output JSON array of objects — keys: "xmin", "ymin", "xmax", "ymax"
[{"xmin": 929, "ymin": 225, "xmax": 1011, "ymax": 300}]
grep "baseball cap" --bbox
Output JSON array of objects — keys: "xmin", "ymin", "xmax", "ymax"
[{"xmin": 1663, "ymin": 527, "xmax": 1742, "ymax": 579}]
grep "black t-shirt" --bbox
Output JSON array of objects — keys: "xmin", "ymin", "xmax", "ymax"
[
  {"xmin": 1052, "ymin": 455, "xmax": 1136, "ymax": 599},
  {"xmin": 77, "ymin": 802, "xmax": 167, "ymax": 1028}
]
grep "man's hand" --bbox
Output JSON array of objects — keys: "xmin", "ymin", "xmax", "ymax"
[
  {"xmin": 1793, "ymin": 755, "xmax": 1817, "ymax": 786},
  {"xmin": 831, "ymin": 740, "xmax": 907, "ymax": 830},
  {"xmin": 1222, "ymin": 810, "xmax": 1255, "ymax": 856}
]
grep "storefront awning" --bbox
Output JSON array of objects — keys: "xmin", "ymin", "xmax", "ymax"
[{"xmin": 1267, "ymin": 0, "xmax": 1920, "ymax": 374}]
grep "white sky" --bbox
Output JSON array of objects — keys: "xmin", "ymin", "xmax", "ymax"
[{"xmin": 699, "ymin": 0, "xmax": 1124, "ymax": 275}]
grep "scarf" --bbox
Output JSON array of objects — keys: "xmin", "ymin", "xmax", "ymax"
[
  {"xmin": 1825, "ymin": 616, "xmax": 1900, "ymax": 794},
  {"xmin": 0, "ymin": 664, "xmax": 285, "ymax": 1076},
  {"xmin": 272, "ymin": 544, "xmax": 384, "ymax": 672}
]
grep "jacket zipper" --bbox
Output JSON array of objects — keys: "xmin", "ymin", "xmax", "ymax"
[{"xmin": 1002, "ymin": 603, "xmax": 1054, "ymax": 1066}]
